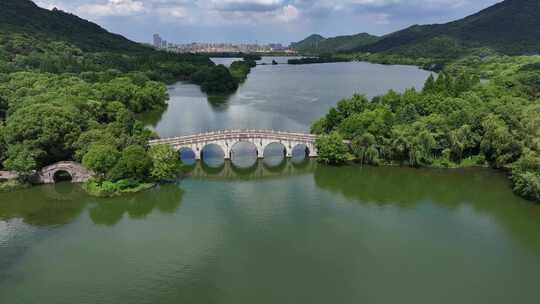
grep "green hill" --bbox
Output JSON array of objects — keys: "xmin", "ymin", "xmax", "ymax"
[
  {"xmin": 291, "ymin": 33, "xmax": 379, "ymax": 54},
  {"xmin": 0, "ymin": 0, "xmax": 149, "ymax": 55},
  {"xmin": 359, "ymin": 0, "xmax": 540, "ymax": 58}
]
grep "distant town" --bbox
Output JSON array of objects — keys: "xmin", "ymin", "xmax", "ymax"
[{"xmin": 152, "ymin": 34, "xmax": 296, "ymax": 54}]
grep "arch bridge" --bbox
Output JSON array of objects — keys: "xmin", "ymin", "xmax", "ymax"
[
  {"xmin": 36, "ymin": 161, "xmax": 94, "ymax": 184},
  {"xmin": 149, "ymin": 129, "xmax": 319, "ymax": 160}
]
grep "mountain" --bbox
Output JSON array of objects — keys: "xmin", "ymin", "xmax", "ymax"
[
  {"xmin": 290, "ymin": 34, "xmax": 326, "ymax": 52},
  {"xmin": 291, "ymin": 33, "xmax": 379, "ymax": 54},
  {"xmin": 0, "ymin": 0, "xmax": 149, "ymax": 55},
  {"xmin": 358, "ymin": 0, "xmax": 540, "ymax": 57}
]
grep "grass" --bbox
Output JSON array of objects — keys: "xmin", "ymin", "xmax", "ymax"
[{"xmin": 82, "ymin": 179, "xmax": 156, "ymax": 197}]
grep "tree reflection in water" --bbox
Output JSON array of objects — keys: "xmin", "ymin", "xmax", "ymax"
[
  {"xmin": 89, "ymin": 184, "xmax": 184, "ymax": 226},
  {"xmin": 313, "ymin": 164, "xmax": 540, "ymax": 255}
]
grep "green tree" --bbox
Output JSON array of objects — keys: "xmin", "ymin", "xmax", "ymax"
[
  {"xmin": 108, "ymin": 145, "xmax": 152, "ymax": 182},
  {"xmin": 423, "ymin": 74, "xmax": 436, "ymax": 94},
  {"xmin": 351, "ymin": 133, "xmax": 380, "ymax": 165},
  {"xmin": 480, "ymin": 114, "xmax": 521, "ymax": 168},
  {"xmin": 82, "ymin": 144, "xmax": 120, "ymax": 177},
  {"xmin": 310, "ymin": 118, "xmax": 328, "ymax": 135},
  {"xmin": 315, "ymin": 132, "xmax": 349, "ymax": 165},
  {"xmin": 3, "ymin": 144, "xmax": 41, "ymax": 179},
  {"xmin": 74, "ymin": 128, "xmax": 119, "ymax": 161},
  {"xmin": 0, "ymin": 95, "xmax": 7, "ymax": 119},
  {"xmin": 2, "ymin": 103, "xmax": 83, "ymax": 167},
  {"xmin": 149, "ymin": 144, "xmax": 182, "ymax": 181}
]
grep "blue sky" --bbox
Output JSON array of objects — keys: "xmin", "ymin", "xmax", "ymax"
[{"xmin": 33, "ymin": 0, "xmax": 503, "ymax": 45}]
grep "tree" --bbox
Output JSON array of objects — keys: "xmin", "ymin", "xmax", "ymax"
[
  {"xmin": 449, "ymin": 124, "xmax": 479, "ymax": 162},
  {"xmin": 82, "ymin": 144, "xmax": 120, "ymax": 177},
  {"xmin": 3, "ymin": 144, "xmax": 41, "ymax": 179},
  {"xmin": 0, "ymin": 95, "xmax": 7, "ymax": 119},
  {"xmin": 310, "ymin": 118, "xmax": 328, "ymax": 135},
  {"xmin": 480, "ymin": 114, "xmax": 522, "ymax": 168},
  {"xmin": 352, "ymin": 133, "xmax": 379, "ymax": 165},
  {"xmin": 315, "ymin": 132, "xmax": 349, "ymax": 165},
  {"xmin": 2, "ymin": 103, "xmax": 83, "ymax": 167},
  {"xmin": 338, "ymin": 107, "xmax": 393, "ymax": 140},
  {"xmin": 108, "ymin": 145, "xmax": 152, "ymax": 182},
  {"xmin": 423, "ymin": 74, "xmax": 436, "ymax": 94},
  {"xmin": 149, "ymin": 144, "xmax": 182, "ymax": 181},
  {"xmin": 74, "ymin": 128, "xmax": 119, "ymax": 161}
]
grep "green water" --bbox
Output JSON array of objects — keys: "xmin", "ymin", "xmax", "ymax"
[
  {"xmin": 2, "ymin": 60, "xmax": 540, "ymax": 303},
  {"xmin": 1, "ymin": 162, "xmax": 540, "ymax": 303}
]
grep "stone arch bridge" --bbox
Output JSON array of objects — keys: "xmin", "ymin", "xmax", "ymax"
[
  {"xmin": 35, "ymin": 161, "xmax": 94, "ymax": 184},
  {"xmin": 149, "ymin": 129, "xmax": 319, "ymax": 160}
]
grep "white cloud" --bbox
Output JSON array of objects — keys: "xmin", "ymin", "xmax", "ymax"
[
  {"xmin": 276, "ymin": 5, "xmax": 300, "ymax": 22},
  {"xmin": 79, "ymin": 0, "xmax": 145, "ymax": 17}
]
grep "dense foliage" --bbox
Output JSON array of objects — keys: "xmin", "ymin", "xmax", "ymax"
[
  {"xmin": 191, "ymin": 65, "xmax": 239, "ymax": 94},
  {"xmin": 0, "ymin": 0, "xmax": 215, "ymax": 195},
  {"xmin": 315, "ymin": 132, "xmax": 350, "ymax": 165},
  {"xmin": 291, "ymin": 33, "xmax": 379, "ymax": 54},
  {"xmin": 229, "ymin": 59, "xmax": 257, "ymax": 82},
  {"xmin": 313, "ymin": 55, "xmax": 540, "ymax": 202}
]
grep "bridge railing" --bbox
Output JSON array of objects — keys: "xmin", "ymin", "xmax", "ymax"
[{"xmin": 149, "ymin": 129, "xmax": 318, "ymax": 145}]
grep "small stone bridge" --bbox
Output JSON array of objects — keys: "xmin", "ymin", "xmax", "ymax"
[
  {"xmin": 149, "ymin": 129, "xmax": 319, "ymax": 160},
  {"xmin": 1, "ymin": 162, "xmax": 94, "ymax": 184},
  {"xmin": 36, "ymin": 161, "xmax": 94, "ymax": 184}
]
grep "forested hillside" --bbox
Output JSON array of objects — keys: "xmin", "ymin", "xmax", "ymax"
[
  {"xmin": 293, "ymin": 0, "xmax": 540, "ymax": 61},
  {"xmin": 291, "ymin": 33, "xmax": 379, "ymax": 54},
  {"xmin": 359, "ymin": 0, "xmax": 540, "ymax": 58},
  {"xmin": 0, "ymin": 0, "xmax": 238, "ymax": 195},
  {"xmin": 0, "ymin": 0, "xmax": 147, "ymax": 53}
]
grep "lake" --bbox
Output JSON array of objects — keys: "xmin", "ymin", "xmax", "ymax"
[
  {"xmin": 2, "ymin": 59, "xmax": 540, "ymax": 303},
  {"xmin": 143, "ymin": 58, "xmax": 433, "ymax": 137}
]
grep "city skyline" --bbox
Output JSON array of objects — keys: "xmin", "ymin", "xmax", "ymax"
[
  {"xmin": 32, "ymin": 0, "xmax": 503, "ymax": 45},
  {"xmin": 151, "ymin": 33, "xmax": 290, "ymax": 53}
]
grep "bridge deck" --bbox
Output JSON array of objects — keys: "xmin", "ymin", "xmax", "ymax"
[{"xmin": 149, "ymin": 130, "xmax": 317, "ymax": 146}]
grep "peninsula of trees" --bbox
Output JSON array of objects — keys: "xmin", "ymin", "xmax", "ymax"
[{"xmin": 313, "ymin": 55, "xmax": 540, "ymax": 202}]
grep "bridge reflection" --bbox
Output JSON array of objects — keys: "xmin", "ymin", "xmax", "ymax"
[{"xmin": 184, "ymin": 159, "xmax": 317, "ymax": 180}]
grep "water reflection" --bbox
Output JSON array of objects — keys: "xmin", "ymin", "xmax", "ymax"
[
  {"xmin": 0, "ymin": 184, "xmax": 87, "ymax": 227},
  {"xmin": 0, "ymin": 184, "xmax": 185, "ymax": 227},
  {"xmin": 207, "ymin": 94, "xmax": 233, "ymax": 111},
  {"xmin": 89, "ymin": 184, "xmax": 184, "ymax": 226},
  {"xmin": 186, "ymin": 159, "xmax": 317, "ymax": 180},
  {"xmin": 314, "ymin": 165, "xmax": 540, "ymax": 254}
]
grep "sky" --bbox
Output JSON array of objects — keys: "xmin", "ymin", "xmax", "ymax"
[{"xmin": 33, "ymin": 0, "xmax": 503, "ymax": 45}]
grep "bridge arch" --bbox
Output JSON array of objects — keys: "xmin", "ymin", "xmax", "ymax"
[
  {"xmin": 230, "ymin": 141, "xmax": 259, "ymax": 168},
  {"xmin": 53, "ymin": 170, "xmax": 73, "ymax": 183},
  {"xmin": 200, "ymin": 144, "xmax": 225, "ymax": 167},
  {"xmin": 177, "ymin": 147, "xmax": 196, "ymax": 165},
  {"xmin": 263, "ymin": 142, "xmax": 287, "ymax": 158},
  {"xmin": 292, "ymin": 144, "xmax": 311, "ymax": 159},
  {"xmin": 37, "ymin": 161, "xmax": 94, "ymax": 184}
]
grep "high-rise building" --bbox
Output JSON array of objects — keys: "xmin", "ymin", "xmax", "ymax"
[
  {"xmin": 153, "ymin": 34, "xmax": 162, "ymax": 48},
  {"xmin": 161, "ymin": 40, "xmax": 167, "ymax": 49}
]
